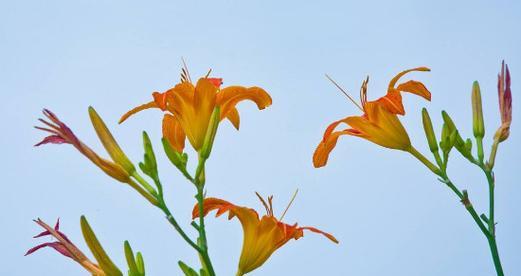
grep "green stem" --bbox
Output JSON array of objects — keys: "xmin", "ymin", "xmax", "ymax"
[
  {"xmin": 476, "ymin": 137, "xmax": 485, "ymax": 164},
  {"xmin": 483, "ymin": 168, "xmax": 504, "ymax": 276},
  {"xmin": 441, "ymin": 175, "xmax": 490, "ymax": 238},
  {"xmin": 487, "ymin": 236, "xmax": 504, "ymax": 276},
  {"xmin": 191, "ymin": 154, "xmax": 216, "ymax": 276},
  {"xmin": 158, "ymin": 199, "xmax": 201, "ymax": 252},
  {"xmin": 408, "ymin": 146, "xmax": 442, "ymax": 176}
]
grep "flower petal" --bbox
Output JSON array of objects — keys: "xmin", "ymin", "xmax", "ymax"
[
  {"xmin": 225, "ymin": 107, "xmax": 241, "ymax": 130},
  {"xmin": 25, "ymin": 242, "xmax": 73, "ymax": 259},
  {"xmin": 119, "ymin": 101, "xmax": 158, "ymax": 124},
  {"xmin": 216, "ymin": 86, "xmax": 272, "ymax": 120},
  {"xmin": 313, "ymin": 118, "xmax": 362, "ymax": 168},
  {"xmin": 162, "ymin": 114, "xmax": 186, "ymax": 153},
  {"xmin": 300, "ymin": 226, "xmax": 339, "ymax": 243}
]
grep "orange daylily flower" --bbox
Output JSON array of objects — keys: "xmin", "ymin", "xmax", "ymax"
[
  {"xmin": 192, "ymin": 194, "xmax": 338, "ymax": 276},
  {"xmin": 313, "ymin": 67, "xmax": 431, "ymax": 167},
  {"xmin": 119, "ymin": 71, "xmax": 272, "ymax": 153}
]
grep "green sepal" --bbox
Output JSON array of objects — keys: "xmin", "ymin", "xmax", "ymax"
[
  {"xmin": 80, "ymin": 216, "xmax": 123, "ymax": 276},
  {"xmin": 178, "ymin": 261, "xmax": 199, "ymax": 276},
  {"xmin": 162, "ymin": 138, "xmax": 188, "ymax": 170}
]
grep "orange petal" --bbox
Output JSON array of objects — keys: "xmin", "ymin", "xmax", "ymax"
[
  {"xmin": 119, "ymin": 101, "xmax": 158, "ymax": 124},
  {"xmin": 216, "ymin": 86, "xmax": 272, "ymax": 120},
  {"xmin": 192, "ymin": 197, "xmax": 236, "ymax": 219},
  {"xmin": 388, "ymin": 67, "xmax": 430, "ymax": 89},
  {"xmin": 396, "ymin": 80, "xmax": 431, "ymax": 101},
  {"xmin": 225, "ymin": 107, "xmax": 241, "ymax": 129},
  {"xmin": 313, "ymin": 119, "xmax": 362, "ymax": 168},
  {"xmin": 162, "ymin": 114, "xmax": 186, "ymax": 153},
  {"xmin": 300, "ymin": 226, "xmax": 339, "ymax": 243},
  {"xmin": 375, "ymin": 90, "xmax": 405, "ymax": 115}
]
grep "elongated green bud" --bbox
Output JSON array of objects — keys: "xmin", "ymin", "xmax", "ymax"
[
  {"xmin": 422, "ymin": 108, "xmax": 438, "ymax": 153},
  {"xmin": 162, "ymin": 138, "xmax": 188, "ymax": 170},
  {"xmin": 89, "ymin": 107, "xmax": 136, "ymax": 175},
  {"xmin": 471, "ymin": 81, "xmax": 485, "ymax": 138},
  {"xmin": 200, "ymin": 107, "xmax": 221, "ymax": 159},
  {"xmin": 441, "ymin": 111, "xmax": 465, "ymax": 148},
  {"xmin": 440, "ymin": 123, "xmax": 451, "ymax": 153}
]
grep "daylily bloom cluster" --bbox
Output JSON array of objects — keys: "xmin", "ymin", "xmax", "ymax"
[
  {"xmin": 192, "ymin": 194, "xmax": 338, "ymax": 275},
  {"xmin": 313, "ymin": 67, "xmax": 431, "ymax": 167}
]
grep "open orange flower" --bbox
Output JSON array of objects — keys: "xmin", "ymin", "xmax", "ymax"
[
  {"xmin": 192, "ymin": 194, "xmax": 338, "ymax": 276},
  {"xmin": 119, "ymin": 70, "xmax": 272, "ymax": 153},
  {"xmin": 313, "ymin": 67, "xmax": 431, "ymax": 167}
]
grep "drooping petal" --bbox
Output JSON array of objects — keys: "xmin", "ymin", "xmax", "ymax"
[
  {"xmin": 225, "ymin": 107, "xmax": 241, "ymax": 130},
  {"xmin": 396, "ymin": 80, "xmax": 431, "ymax": 100},
  {"xmin": 216, "ymin": 86, "xmax": 272, "ymax": 120},
  {"xmin": 25, "ymin": 242, "xmax": 73, "ymax": 259},
  {"xmin": 162, "ymin": 114, "xmax": 186, "ymax": 153},
  {"xmin": 34, "ymin": 135, "xmax": 67, "ymax": 146},
  {"xmin": 119, "ymin": 101, "xmax": 158, "ymax": 124},
  {"xmin": 299, "ymin": 226, "xmax": 339, "ymax": 243},
  {"xmin": 388, "ymin": 67, "xmax": 430, "ymax": 89},
  {"xmin": 374, "ymin": 67, "xmax": 431, "ymax": 115},
  {"xmin": 313, "ymin": 118, "xmax": 363, "ymax": 168}
]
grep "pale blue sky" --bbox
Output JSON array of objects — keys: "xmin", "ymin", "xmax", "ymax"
[{"xmin": 1, "ymin": 0, "xmax": 520, "ymax": 275}]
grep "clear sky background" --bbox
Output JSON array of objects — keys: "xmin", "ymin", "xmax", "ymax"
[{"xmin": 1, "ymin": 1, "xmax": 520, "ymax": 275}]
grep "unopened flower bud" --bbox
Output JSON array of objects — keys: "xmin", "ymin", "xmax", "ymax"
[
  {"xmin": 472, "ymin": 81, "xmax": 485, "ymax": 139},
  {"xmin": 422, "ymin": 108, "xmax": 438, "ymax": 153}
]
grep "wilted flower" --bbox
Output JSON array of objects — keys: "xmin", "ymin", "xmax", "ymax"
[
  {"xmin": 25, "ymin": 218, "xmax": 105, "ymax": 276},
  {"xmin": 192, "ymin": 194, "xmax": 338, "ymax": 275},
  {"xmin": 313, "ymin": 67, "xmax": 431, "ymax": 167},
  {"xmin": 119, "ymin": 69, "xmax": 272, "ymax": 154},
  {"xmin": 495, "ymin": 61, "xmax": 512, "ymax": 142}
]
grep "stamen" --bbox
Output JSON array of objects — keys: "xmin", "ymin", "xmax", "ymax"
[
  {"xmin": 181, "ymin": 57, "xmax": 192, "ymax": 83},
  {"xmin": 325, "ymin": 74, "xmax": 364, "ymax": 112},
  {"xmin": 279, "ymin": 189, "xmax": 299, "ymax": 221},
  {"xmin": 268, "ymin": 195, "xmax": 274, "ymax": 216},
  {"xmin": 205, "ymin": 68, "xmax": 212, "ymax": 78},
  {"xmin": 359, "ymin": 76, "xmax": 369, "ymax": 107},
  {"xmin": 255, "ymin": 192, "xmax": 271, "ymax": 215}
]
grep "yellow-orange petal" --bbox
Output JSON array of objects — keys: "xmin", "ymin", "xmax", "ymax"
[
  {"xmin": 216, "ymin": 86, "xmax": 272, "ymax": 119},
  {"xmin": 375, "ymin": 90, "xmax": 405, "ymax": 115},
  {"xmin": 162, "ymin": 114, "xmax": 186, "ymax": 153},
  {"xmin": 388, "ymin": 67, "xmax": 430, "ymax": 89},
  {"xmin": 313, "ymin": 119, "xmax": 362, "ymax": 167},
  {"xmin": 225, "ymin": 107, "xmax": 241, "ymax": 129},
  {"xmin": 346, "ymin": 102, "xmax": 411, "ymax": 150},
  {"xmin": 119, "ymin": 101, "xmax": 158, "ymax": 124},
  {"xmin": 299, "ymin": 226, "xmax": 339, "ymax": 243},
  {"xmin": 396, "ymin": 80, "xmax": 431, "ymax": 101}
]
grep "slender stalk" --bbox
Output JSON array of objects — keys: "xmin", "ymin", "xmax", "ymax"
[
  {"xmin": 408, "ymin": 146, "xmax": 442, "ymax": 176},
  {"xmin": 191, "ymin": 154, "xmax": 216, "ymax": 276}
]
